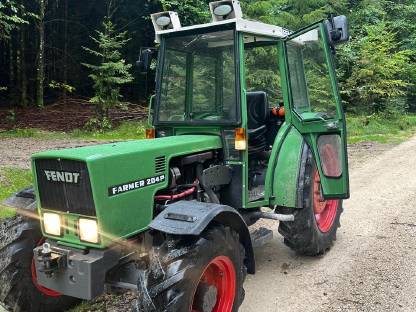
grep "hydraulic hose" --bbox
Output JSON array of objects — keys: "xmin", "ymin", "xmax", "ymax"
[{"xmin": 154, "ymin": 186, "xmax": 196, "ymax": 201}]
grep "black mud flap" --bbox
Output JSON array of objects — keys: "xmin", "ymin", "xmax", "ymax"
[
  {"xmin": 149, "ymin": 200, "xmax": 255, "ymax": 274},
  {"xmin": 2, "ymin": 187, "xmax": 36, "ymax": 210}
]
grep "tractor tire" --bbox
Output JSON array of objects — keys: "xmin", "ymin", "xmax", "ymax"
[
  {"xmin": 0, "ymin": 215, "xmax": 80, "ymax": 312},
  {"xmin": 136, "ymin": 224, "xmax": 246, "ymax": 312},
  {"xmin": 278, "ymin": 146, "xmax": 343, "ymax": 256}
]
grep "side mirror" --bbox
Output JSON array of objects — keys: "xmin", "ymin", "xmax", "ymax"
[
  {"xmin": 136, "ymin": 48, "xmax": 155, "ymax": 74},
  {"xmin": 325, "ymin": 15, "xmax": 349, "ymax": 45}
]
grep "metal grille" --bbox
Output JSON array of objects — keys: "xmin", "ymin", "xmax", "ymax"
[
  {"xmin": 155, "ymin": 156, "xmax": 166, "ymax": 174},
  {"xmin": 35, "ymin": 159, "xmax": 96, "ymax": 216}
]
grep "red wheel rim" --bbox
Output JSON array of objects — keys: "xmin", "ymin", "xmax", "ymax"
[
  {"xmin": 191, "ymin": 256, "xmax": 236, "ymax": 312},
  {"xmin": 31, "ymin": 239, "xmax": 62, "ymax": 297},
  {"xmin": 313, "ymin": 170, "xmax": 338, "ymax": 233}
]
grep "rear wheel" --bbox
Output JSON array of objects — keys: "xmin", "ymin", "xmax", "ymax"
[
  {"xmin": 136, "ymin": 225, "xmax": 246, "ymax": 312},
  {"xmin": 0, "ymin": 215, "xmax": 80, "ymax": 312},
  {"xmin": 278, "ymin": 146, "xmax": 342, "ymax": 255}
]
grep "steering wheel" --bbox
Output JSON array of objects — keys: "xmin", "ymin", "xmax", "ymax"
[
  {"xmin": 192, "ymin": 112, "xmax": 213, "ymax": 119},
  {"xmin": 168, "ymin": 114, "xmax": 185, "ymax": 121}
]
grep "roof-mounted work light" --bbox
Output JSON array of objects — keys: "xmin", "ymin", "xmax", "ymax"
[
  {"xmin": 214, "ymin": 4, "xmax": 233, "ymax": 16},
  {"xmin": 151, "ymin": 11, "xmax": 181, "ymax": 32},
  {"xmin": 151, "ymin": 11, "xmax": 181, "ymax": 43},
  {"xmin": 155, "ymin": 16, "xmax": 171, "ymax": 28},
  {"xmin": 210, "ymin": 0, "xmax": 242, "ymax": 22}
]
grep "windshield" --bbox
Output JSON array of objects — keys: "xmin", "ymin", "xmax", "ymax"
[{"xmin": 157, "ymin": 29, "xmax": 238, "ymax": 124}]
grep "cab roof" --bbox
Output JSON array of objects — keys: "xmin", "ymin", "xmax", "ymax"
[{"xmin": 154, "ymin": 18, "xmax": 291, "ymax": 43}]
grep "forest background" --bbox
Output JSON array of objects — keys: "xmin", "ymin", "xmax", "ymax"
[{"xmin": 0, "ymin": 0, "xmax": 415, "ymax": 118}]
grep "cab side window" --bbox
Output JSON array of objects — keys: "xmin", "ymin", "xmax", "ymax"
[
  {"xmin": 286, "ymin": 27, "xmax": 337, "ymax": 119},
  {"xmin": 244, "ymin": 41, "xmax": 281, "ymax": 106}
]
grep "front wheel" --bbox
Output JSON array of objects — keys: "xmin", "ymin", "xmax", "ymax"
[
  {"xmin": 278, "ymin": 147, "xmax": 343, "ymax": 255},
  {"xmin": 137, "ymin": 225, "xmax": 246, "ymax": 312}
]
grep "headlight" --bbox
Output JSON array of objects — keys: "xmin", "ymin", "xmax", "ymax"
[
  {"xmin": 43, "ymin": 213, "xmax": 62, "ymax": 236},
  {"xmin": 79, "ymin": 218, "xmax": 99, "ymax": 243}
]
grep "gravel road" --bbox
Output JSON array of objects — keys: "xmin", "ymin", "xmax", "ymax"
[
  {"xmin": 0, "ymin": 138, "xmax": 115, "ymax": 169},
  {"xmin": 1, "ymin": 137, "xmax": 415, "ymax": 311},
  {"xmin": 241, "ymin": 136, "xmax": 416, "ymax": 312}
]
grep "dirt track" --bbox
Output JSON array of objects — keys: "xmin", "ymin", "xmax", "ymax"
[
  {"xmin": 1, "ymin": 137, "xmax": 415, "ymax": 311},
  {"xmin": 0, "ymin": 138, "xmax": 114, "ymax": 169},
  {"xmin": 242, "ymin": 136, "xmax": 416, "ymax": 312}
]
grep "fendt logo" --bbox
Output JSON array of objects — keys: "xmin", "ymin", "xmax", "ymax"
[{"xmin": 44, "ymin": 170, "xmax": 80, "ymax": 184}]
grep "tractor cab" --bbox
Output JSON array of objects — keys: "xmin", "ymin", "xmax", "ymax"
[{"xmin": 145, "ymin": 0, "xmax": 350, "ymax": 208}]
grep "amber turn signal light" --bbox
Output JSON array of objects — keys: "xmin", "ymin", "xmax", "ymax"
[
  {"xmin": 146, "ymin": 128, "xmax": 155, "ymax": 139},
  {"xmin": 272, "ymin": 106, "xmax": 285, "ymax": 117},
  {"xmin": 235, "ymin": 128, "xmax": 247, "ymax": 150}
]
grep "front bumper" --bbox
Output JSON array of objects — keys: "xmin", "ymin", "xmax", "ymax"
[{"xmin": 33, "ymin": 241, "xmax": 120, "ymax": 300}]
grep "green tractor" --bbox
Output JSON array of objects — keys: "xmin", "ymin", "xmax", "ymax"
[{"xmin": 0, "ymin": 2, "xmax": 350, "ymax": 311}]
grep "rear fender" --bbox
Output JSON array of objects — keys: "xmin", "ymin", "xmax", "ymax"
[
  {"xmin": 149, "ymin": 200, "xmax": 255, "ymax": 274},
  {"xmin": 271, "ymin": 127, "xmax": 305, "ymax": 208}
]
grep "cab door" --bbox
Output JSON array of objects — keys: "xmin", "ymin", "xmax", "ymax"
[{"xmin": 283, "ymin": 22, "xmax": 349, "ymax": 199}]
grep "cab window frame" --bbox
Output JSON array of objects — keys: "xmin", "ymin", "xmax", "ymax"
[{"xmin": 154, "ymin": 24, "xmax": 242, "ymax": 127}]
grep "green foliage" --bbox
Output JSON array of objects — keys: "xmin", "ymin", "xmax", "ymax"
[
  {"xmin": 0, "ymin": 121, "xmax": 146, "ymax": 141},
  {"xmin": 243, "ymin": 0, "xmax": 416, "ymax": 114},
  {"xmin": 6, "ymin": 109, "xmax": 16, "ymax": 124},
  {"xmin": 48, "ymin": 80, "xmax": 75, "ymax": 94},
  {"xmin": 82, "ymin": 17, "xmax": 133, "ymax": 129},
  {"xmin": 342, "ymin": 23, "xmax": 414, "ymax": 113},
  {"xmin": 160, "ymin": 0, "xmax": 211, "ymax": 26},
  {"xmin": 243, "ymin": 0, "xmax": 346, "ymax": 30},
  {"xmin": 0, "ymin": 0, "xmax": 28, "ymax": 41},
  {"xmin": 84, "ymin": 117, "xmax": 113, "ymax": 132},
  {"xmin": 0, "ymin": 0, "xmax": 415, "ymax": 118},
  {"xmin": 0, "ymin": 128, "xmax": 66, "ymax": 139},
  {"xmin": 245, "ymin": 44, "xmax": 282, "ymax": 105},
  {"xmin": 347, "ymin": 113, "xmax": 416, "ymax": 144},
  {"xmin": 71, "ymin": 121, "xmax": 146, "ymax": 140},
  {"xmin": 0, "ymin": 205, "xmax": 15, "ymax": 219}
]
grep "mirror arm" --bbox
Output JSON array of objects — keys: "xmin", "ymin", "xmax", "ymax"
[
  {"xmin": 148, "ymin": 94, "xmax": 156, "ymax": 127},
  {"xmin": 137, "ymin": 47, "xmax": 158, "ymax": 74}
]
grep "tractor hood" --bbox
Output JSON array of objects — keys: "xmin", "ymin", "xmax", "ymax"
[
  {"xmin": 31, "ymin": 135, "xmax": 222, "ymax": 248},
  {"xmin": 32, "ymin": 135, "xmax": 222, "ymax": 162}
]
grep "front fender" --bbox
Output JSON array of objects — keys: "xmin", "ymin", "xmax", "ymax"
[
  {"xmin": 2, "ymin": 187, "xmax": 36, "ymax": 211},
  {"xmin": 150, "ymin": 200, "xmax": 255, "ymax": 274}
]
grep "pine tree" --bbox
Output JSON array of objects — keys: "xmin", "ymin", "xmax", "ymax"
[
  {"xmin": 343, "ymin": 23, "xmax": 414, "ymax": 113},
  {"xmin": 82, "ymin": 17, "xmax": 133, "ymax": 129}
]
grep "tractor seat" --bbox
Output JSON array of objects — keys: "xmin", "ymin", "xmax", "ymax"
[{"xmin": 246, "ymin": 91, "xmax": 268, "ymax": 154}]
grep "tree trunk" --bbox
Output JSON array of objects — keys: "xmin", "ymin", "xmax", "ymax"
[
  {"xmin": 36, "ymin": 0, "xmax": 46, "ymax": 107},
  {"xmin": 8, "ymin": 38, "xmax": 15, "ymax": 104},
  {"xmin": 63, "ymin": 0, "xmax": 68, "ymax": 102},
  {"xmin": 16, "ymin": 30, "xmax": 21, "ymax": 105},
  {"xmin": 20, "ymin": 23, "xmax": 28, "ymax": 107}
]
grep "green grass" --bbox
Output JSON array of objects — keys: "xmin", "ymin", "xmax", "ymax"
[
  {"xmin": 0, "ymin": 128, "xmax": 67, "ymax": 139},
  {"xmin": 2, "ymin": 115, "xmax": 416, "ymax": 144},
  {"xmin": 0, "ymin": 167, "xmax": 32, "ymax": 219},
  {"xmin": 346, "ymin": 114, "xmax": 416, "ymax": 144},
  {"xmin": 0, "ymin": 121, "xmax": 146, "ymax": 141},
  {"xmin": 70, "ymin": 121, "xmax": 146, "ymax": 140}
]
